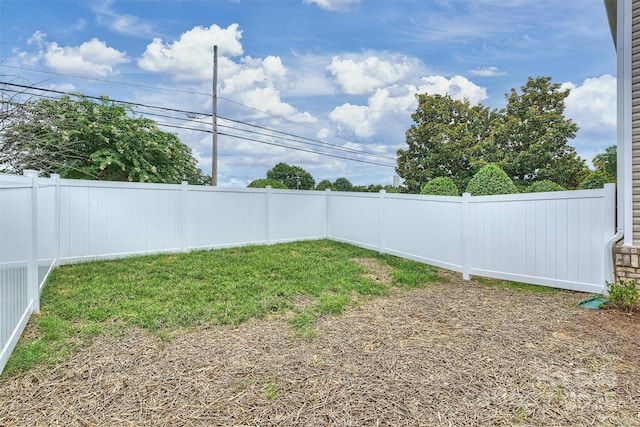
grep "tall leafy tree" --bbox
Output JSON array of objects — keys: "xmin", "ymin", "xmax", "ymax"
[
  {"xmin": 396, "ymin": 94, "xmax": 493, "ymax": 193},
  {"xmin": 0, "ymin": 94, "xmax": 208, "ymax": 184},
  {"xmin": 396, "ymin": 77, "xmax": 587, "ymax": 193},
  {"xmin": 592, "ymin": 144, "xmax": 617, "ymax": 181},
  {"xmin": 266, "ymin": 162, "xmax": 315, "ymax": 190},
  {"xmin": 491, "ymin": 76, "xmax": 586, "ymax": 188}
]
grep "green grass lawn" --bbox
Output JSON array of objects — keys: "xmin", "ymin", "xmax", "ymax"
[{"xmin": 4, "ymin": 240, "xmax": 439, "ymax": 375}]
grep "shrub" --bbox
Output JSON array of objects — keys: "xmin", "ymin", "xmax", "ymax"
[
  {"xmin": 465, "ymin": 164, "xmax": 518, "ymax": 196},
  {"xmin": 333, "ymin": 177, "xmax": 353, "ymax": 192},
  {"xmin": 606, "ymin": 279, "xmax": 639, "ymax": 311},
  {"xmin": 420, "ymin": 177, "xmax": 459, "ymax": 196},
  {"xmin": 383, "ymin": 185, "xmax": 400, "ymax": 193},
  {"xmin": 578, "ymin": 171, "xmax": 610, "ymax": 190},
  {"xmin": 315, "ymin": 179, "xmax": 334, "ymax": 191},
  {"xmin": 527, "ymin": 180, "xmax": 565, "ymax": 193},
  {"xmin": 247, "ymin": 178, "xmax": 288, "ymax": 189}
]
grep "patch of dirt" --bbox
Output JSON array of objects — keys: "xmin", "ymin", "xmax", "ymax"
[
  {"xmin": 351, "ymin": 257, "xmax": 393, "ymax": 285},
  {"xmin": 1, "ymin": 275, "xmax": 639, "ymax": 426}
]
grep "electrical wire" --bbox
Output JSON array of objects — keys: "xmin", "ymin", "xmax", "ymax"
[
  {"xmin": 1, "ymin": 81, "xmax": 397, "ymax": 168},
  {"xmin": 0, "ymin": 65, "xmax": 395, "ymax": 155}
]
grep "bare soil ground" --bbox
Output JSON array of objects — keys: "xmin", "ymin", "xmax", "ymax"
[{"xmin": 1, "ymin": 263, "xmax": 639, "ymax": 426}]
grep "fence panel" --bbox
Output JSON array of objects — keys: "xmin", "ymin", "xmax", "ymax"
[
  {"xmin": 186, "ymin": 187, "xmax": 269, "ymax": 250},
  {"xmin": 270, "ymin": 189, "xmax": 326, "ymax": 243},
  {"xmin": 327, "ymin": 192, "xmax": 381, "ymax": 250},
  {"xmin": 468, "ymin": 189, "xmax": 613, "ymax": 293},
  {"xmin": 58, "ymin": 180, "xmax": 183, "ymax": 263},
  {"xmin": 0, "ymin": 180, "xmax": 35, "ymax": 374},
  {"xmin": 37, "ymin": 178, "xmax": 58, "ymax": 288},
  {"xmin": 382, "ymin": 194, "xmax": 464, "ymax": 272}
]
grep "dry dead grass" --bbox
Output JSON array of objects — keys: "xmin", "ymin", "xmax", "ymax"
[{"xmin": 1, "ymin": 265, "xmax": 639, "ymax": 426}]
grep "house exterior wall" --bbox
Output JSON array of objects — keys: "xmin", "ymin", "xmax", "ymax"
[
  {"xmin": 613, "ymin": 0, "xmax": 640, "ymax": 289},
  {"xmin": 632, "ymin": 0, "xmax": 640, "ymax": 243}
]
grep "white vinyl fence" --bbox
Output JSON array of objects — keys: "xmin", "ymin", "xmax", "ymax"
[
  {"xmin": 0, "ymin": 172, "xmax": 616, "ymax": 373},
  {"xmin": 327, "ymin": 188, "xmax": 616, "ymax": 293}
]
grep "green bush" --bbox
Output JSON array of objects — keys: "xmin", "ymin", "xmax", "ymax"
[
  {"xmin": 247, "ymin": 178, "xmax": 288, "ymax": 189},
  {"xmin": 315, "ymin": 179, "xmax": 334, "ymax": 191},
  {"xmin": 465, "ymin": 164, "xmax": 518, "ymax": 196},
  {"xmin": 578, "ymin": 171, "xmax": 610, "ymax": 190},
  {"xmin": 606, "ymin": 279, "xmax": 639, "ymax": 311},
  {"xmin": 420, "ymin": 177, "xmax": 459, "ymax": 196},
  {"xmin": 333, "ymin": 177, "xmax": 353, "ymax": 192},
  {"xmin": 526, "ymin": 180, "xmax": 565, "ymax": 193}
]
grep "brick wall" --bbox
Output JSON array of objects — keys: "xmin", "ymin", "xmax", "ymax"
[{"xmin": 614, "ymin": 244, "xmax": 640, "ymax": 286}]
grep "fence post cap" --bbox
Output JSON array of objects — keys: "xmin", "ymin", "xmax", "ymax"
[{"xmin": 23, "ymin": 170, "xmax": 39, "ymax": 177}]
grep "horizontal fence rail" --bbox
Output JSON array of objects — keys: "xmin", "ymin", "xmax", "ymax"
[{"xmin": 0, "ymin": 172, "xmax": 617, "ymax": 374}]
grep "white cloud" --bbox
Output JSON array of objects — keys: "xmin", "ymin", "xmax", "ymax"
[
  {"xmin": 327, "ymin": 54, "xmax": 420, "ymax": 95},
  {"xmin": 27, "ymin": 30, "xmax": 47, "ymax": 47},
  {"xmin": 415, "ymin": 75, "xmax": 488, "ymax": 104},
  {"xmin": 234, "ymin": 86, "xmax": 317, "ymax": 123},
  {"xmin": 22, "ymin": 33, "xmax": 129, "ymax": 77},
  {"xmin": 138, "ymin": 24, "xmax": 314, "ymax": 124},
  {"xmin": 563, "ymin": 74, "xmax": 616, "ymax": 133},
  {"xmin": 138, "ymin": 24, "xmax": 244, "ymax": 81},
  {"xmin": 223, "ymin": 55, "xmax": 288, "ymax": 94},
  {"xmin": 329, "ymin": 76, "xmax": 487, "ymax": 138},
  {"xmin": 222, "ymin": 56, "xmax": 316, "ymax": 123},
  {"xmin": 330, "ymin": 102, "xmax": 373, "ymax": 137},
  {"xmin": 303, "ymin": 0, "xmax": 360, "ymax": 12},
  {"xmin": 92, "ymin": 0, "xmax": 156, "ymax": 37},
  {"xmin": 561, "ymin": 74, "xmax": 617, "ymax": 165},
  {"xmin": 470, "ymin": 66, "xmax": 507, "ymax": 77},
  {"xmin": 48, "ymin": 82, "xmax": 77, "ymax": 93}
]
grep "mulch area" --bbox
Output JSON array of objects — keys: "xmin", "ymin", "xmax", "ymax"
[{"xmin": 1, "ymin": 264, "xmax": 639, "ymax": 426}]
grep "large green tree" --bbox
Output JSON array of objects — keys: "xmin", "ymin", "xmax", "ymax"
[
  {"xmin": 0, "ymin": 94, "xmax": 208, "ymax": 184},
  {"xmin": 592, "ymin": 144, "xmax": 617, "ymax": 181},
  {"xmin": 396, "ymin": 94, "xmax": 493, "ymax": 193},
  {"xmin": 396, "ymin": 77, "xmax": 587, "ymax": 193},
  {"xmin": 491, "ymin": 77, "xmax": 585, "ymax": 188},
  {"xmin": 266, "ymin": 162, "xmax": 315, "ymax": 190}
]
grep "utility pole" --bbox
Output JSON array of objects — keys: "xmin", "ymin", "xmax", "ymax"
[{"xmin": 211, "ymin": 45, "xmax": 218, "ymax": 186}]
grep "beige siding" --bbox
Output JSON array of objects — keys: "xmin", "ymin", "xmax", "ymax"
[{"xmin": 633, "ymin": 0, "xmax": 640, "ymax": 243}]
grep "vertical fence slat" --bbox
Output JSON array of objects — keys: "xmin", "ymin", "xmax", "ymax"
[
  {"xmin": 378, "ymin": 190, "xmax": 385, "ymax": 254},
  {"xmin": 181, "ymin": 181, "xmax": 188, "ymax": 252},
  {"xmin": 462, "ymin": 193, "xmax": 471, "ymax": 280},
  {"xmin": 24, "ymin": 170, "xmax": 40, "ymax": 314}
]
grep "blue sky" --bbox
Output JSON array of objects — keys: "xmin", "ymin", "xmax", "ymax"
[{"xmin": 0, "ymin": 0, "xmax": 617, "ymax": 187}]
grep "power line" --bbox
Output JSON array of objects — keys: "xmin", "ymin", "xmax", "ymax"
[
  {"xmin": 0, "ymin": 64, "xmax": 205, "ymax": 97},
  {"xmin": 1, "ymin": 81, "xmax": 397, "ymax": 168},
  {"xmin": 0, "ymin": 64, "xmax": 395, "ymax": 153},
  {"xmin": 217, "ymin": 131, "xmax": 394, "ymax": 168},
  {"xmin": 220, "ymin": 116, "xmax": 396, "ymax": 161}
]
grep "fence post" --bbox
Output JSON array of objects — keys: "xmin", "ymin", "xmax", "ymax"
[
  {"xmin": 180, "ymin": 181, "xmax": 188, "ymax": 252},
  {"xmin": 266, "ymin": 186, "xmax": 272, "ymax": 245},
  {"xmin": 324, "ymin": 189, "xmax": 331, "ymax": 239},
  {"xmin": 51, "ymin": 174, "xmax": 60, "ymax": 267},
  {"xmin": 603, "ymin": 183, "xmax": 617, "ymax": 289},
  {"xmin": 24, "ymin": 170, "xmax": 40, "ymax": 313},
  {"xmin": 378, "ymin": 190, "xmax": 386, "ymax": 254},
  {"xmin": 462, "ymin": 192, "xmax": 471, "ymax": 280}
]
